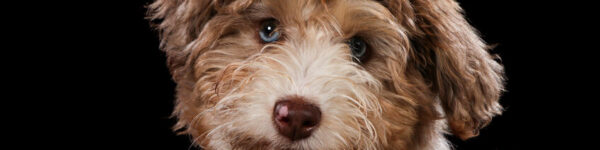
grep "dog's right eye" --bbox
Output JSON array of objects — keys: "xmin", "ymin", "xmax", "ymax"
[{"xmin": 259, "ymin": 19, "xmax": 280, "ymax": 43}]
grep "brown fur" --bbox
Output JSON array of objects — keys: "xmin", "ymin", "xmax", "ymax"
[{"xmin": 148, "ymin": 0, "xmax": 504, "ymax": 149}]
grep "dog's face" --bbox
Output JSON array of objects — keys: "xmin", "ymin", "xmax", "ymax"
[{"xmin": 149, "ymin": 0, "xmax": 504, "ymax": 149}]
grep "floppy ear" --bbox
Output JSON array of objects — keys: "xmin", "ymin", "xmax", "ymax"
[
  {"xmin": 384, "ymin": 0, "xmax": 505, "ymax": 140},
  {"xmin": 147, "ymin": 0, "xmax": 217, "ymax": 81},
  {"xmin": 147, "ymin": 0, "xmax": 218, "ymax": 133}
]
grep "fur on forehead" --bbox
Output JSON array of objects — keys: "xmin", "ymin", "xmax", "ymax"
[{"xmin": 215, "ymin": 0, "xmax": 408, "ymax": 38}]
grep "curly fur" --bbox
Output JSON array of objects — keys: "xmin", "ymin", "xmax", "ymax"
[{"xmin": 148, "ymin": 0, "xmax": 504, "ymax": 149}]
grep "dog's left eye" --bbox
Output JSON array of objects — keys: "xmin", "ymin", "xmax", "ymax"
[
  {"xmin": 259, "ymin": 19, "xmax": 280, "ymax": 43},
  {"xmin": 347, "ymin": 37, "xmax": 367, "ymax": 62}
]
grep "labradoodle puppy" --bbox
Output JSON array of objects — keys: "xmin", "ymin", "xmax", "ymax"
[{"xmin": 148, "ymin": 0, "xmax": 504, "ymax": 149}]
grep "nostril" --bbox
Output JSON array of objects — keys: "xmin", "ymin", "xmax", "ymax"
[
  {"xmin": 278, "ymin": 116, "xmax": 290, "ymax": 124},
  {"xmin": 302, "ymin": 120, "xmax": 315, "ymax": 127},
  {"xmin": 302, "ymin": 121, "xmax": 310, "ymax": 126}
]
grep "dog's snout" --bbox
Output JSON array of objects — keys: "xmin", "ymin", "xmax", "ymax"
[{"xmin": 273, "ymin": 97, "xmax": 321, "ymax": 141}]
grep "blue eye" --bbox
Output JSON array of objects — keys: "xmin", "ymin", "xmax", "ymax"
[
  {"xmin": 347, "ymin": 37, "xmax": 367, "ymax": 62},
  {"xmin": 259, "ymin": 19, "xmax": 280, "ymax": 43}
]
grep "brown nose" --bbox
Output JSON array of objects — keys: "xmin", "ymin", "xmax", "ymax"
[{"xmin": 273, "ymin": 97, "xmax": 321, "ymax": 141}]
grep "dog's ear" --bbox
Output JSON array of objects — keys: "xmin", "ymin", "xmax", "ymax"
[
  {"xmin": 382, "ymin": 0, "xmax": 505, "ymax": 140},
  {"xmin": 147, "ymin": 0, "xmax": 217, "ymax": 81}
]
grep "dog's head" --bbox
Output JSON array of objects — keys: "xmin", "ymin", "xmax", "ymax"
[{"xmin": 149, "ymin": 0, "xmax": 504, "ymax": 149}]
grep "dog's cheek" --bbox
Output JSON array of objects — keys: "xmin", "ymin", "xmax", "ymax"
[{"xmin": 380, "ymin": 95, "xmax": 419, "ymax": 147}]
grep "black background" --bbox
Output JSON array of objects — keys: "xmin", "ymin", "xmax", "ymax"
[{"xmin": 19, "ymin": 0, "xmax": 593, "ymax": 149}]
